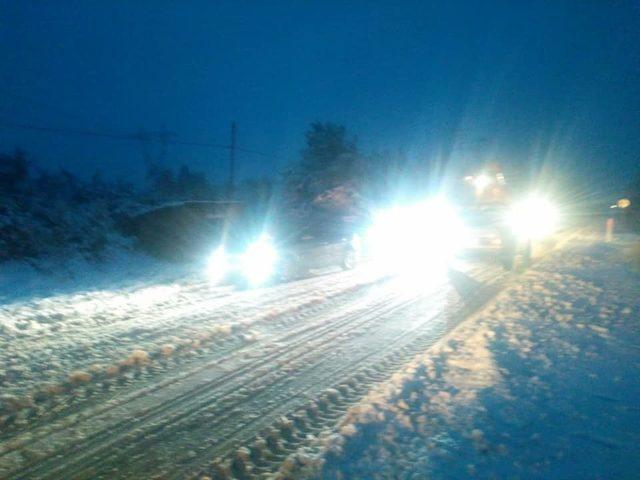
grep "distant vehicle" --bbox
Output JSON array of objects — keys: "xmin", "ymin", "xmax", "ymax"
[
  {"xmin": 123, "ymin": 200, "xmax": 244, "ymax": 261},
  {"xmin": 458, "ymin": 200, "xmax": 529, "ymax": 270},
  {"xmin": 277, "ymin": 224, "xmax": 360, "ymax": 280},
  {"xmin": 455, "ymin": 167, "xmax": 557, "ymax": 271},
  {"xmin": 206, "ymin": 217, "xmax": 361, "ymax": 288}
]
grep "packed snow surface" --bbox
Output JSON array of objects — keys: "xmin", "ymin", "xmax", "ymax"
[
  {"xmin": 0, "ymin": 263, "xmax": 381, "ymax": 402},
  {"xmin": 0, "ymin": 240, "xmax": 508, "ymax": 479},
  {"xmin": 3, "ymin": 230, "xmax": 636, "ymax": 479},
  {"xmin": 304, "ymin": 237, "xmax": 640, "ymax": 480}
]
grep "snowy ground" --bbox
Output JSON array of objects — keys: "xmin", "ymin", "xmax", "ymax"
[
  {"xmin": 0, "ymin": 261, "xmax": 381, "ymax": 402},
  {"xmin": 0, "ymin": 244, "xmax": 509, "ymax": 479},
  {"xmin": 291, "ymin": 236, "xmax": 640, "ymax": 480},
  {"xmin": 6, "ymin": 230, "xmax": 628, "ymax": 479},
  {"xmin": 0, "ymin": 248, "xmax": 197, "ymax": 303}
]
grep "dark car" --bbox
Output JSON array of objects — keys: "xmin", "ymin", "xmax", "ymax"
[
  {"xmin": 206, "ymin": 217, "xmax": 361, "ymax": 287},
  {"xmin": 453, "ymin": 170, "xmax": 536, "ymax": 271},
  {"xmin": 276, "ymin": 223, "xmax": 359, "ymax": 280}
]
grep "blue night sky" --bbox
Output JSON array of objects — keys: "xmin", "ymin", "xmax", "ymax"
[{"xmin": 1, "ymin": 1, "xmax": 639, "ymax": 190}]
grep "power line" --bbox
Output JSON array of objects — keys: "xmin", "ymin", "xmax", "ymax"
[
  {"xmin": 236, "ymin": 146, "xmax": 276, "ymax": 158},
  {"xmin": 0, "ymin": 119, "xmax": 282, "ymax": 162},
  {"xmin": 166, "ymin": 138, "xmax": 230, "ymax": 150},
  {"xmin": 0, "ymin": 89, "xmax": 283, "ymax": 161}
]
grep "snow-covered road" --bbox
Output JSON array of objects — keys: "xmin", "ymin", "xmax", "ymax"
[
  {"xmin": 0, "ymin": 256, "xmax": 509, "ymax": 479},
  {"xmin": 298, "ymin": 236, "xmax": 640, "ymax": 480}
]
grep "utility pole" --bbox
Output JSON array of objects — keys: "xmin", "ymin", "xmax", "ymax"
[{"xmin": 228, "ymin": 121, "xmax": 237, "ymax": 199}]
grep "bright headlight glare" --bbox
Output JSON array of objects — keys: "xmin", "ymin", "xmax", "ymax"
[
  {"xmin": 207, "ymin": 246, "xmax": 228, "ymax": 284},
  {"xmin": 508, "ymin": 195, "xmax": 558, "ymax": 239},
  {"xmin": 367, "ymin": 197, "xmax": 465, "ymax": 275},
  {"xmin": 241, "ymin": 236, "xmax": 277, "ymax": 286},
  {"xmin": 473, "ymin": 174, "xmax": 492, "ymax": 194}
]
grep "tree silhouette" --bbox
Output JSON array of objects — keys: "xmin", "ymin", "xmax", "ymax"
[
  {"xmin": 286, "ymin": 122, "xmax": 363, "ymax": 207},
  {"xmin": 0, "ymin": 149, "xmax": 29, "ymax": 194}
]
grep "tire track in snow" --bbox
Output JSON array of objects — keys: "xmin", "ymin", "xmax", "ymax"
[
  {"xmin": 4, "ymin": 274, "xmax": 402, "ymax": 476},
  {"xmin": 1, "ymin": 263, "xmax": 508, "ymax": 479}
]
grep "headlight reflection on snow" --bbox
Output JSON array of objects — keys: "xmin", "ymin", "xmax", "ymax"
[
  {"xmin": 132, "ymin": 284, "xmax": 182, "ymax": 308},
  {"xmin": 73, "ymin": 284, "xmax": 183, "ymax": 315}
]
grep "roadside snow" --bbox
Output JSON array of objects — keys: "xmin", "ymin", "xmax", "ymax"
[
  {"xmin": 299, "ymin": 237, "xmax": 640, "ymax": 480},
  {"xmin": 0, "ymin": 260, "xmax": 380, "ymax": 419},
  {"xmin": 0, "ymin": 248, "xmax": 196, "ymax": 303}
]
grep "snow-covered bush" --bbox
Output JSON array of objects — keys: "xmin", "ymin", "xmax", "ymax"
[{"xmin": 0, "ymin": 150, "xmax": 141, "ymax": 262}]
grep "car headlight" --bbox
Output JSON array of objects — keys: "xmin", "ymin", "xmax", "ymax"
[
  {"xmin": 206, "ymin": 246, "xmax": 228, "ymax": 284},
  {"xmin": 507, "ymin": 195, "xmax": 558, "ymax": 239},
  {"xmin": 366, "ymin": 197, "xmax": 465, "ymax": 274},
  {"xmin": 473, "ymin": 174, "xmax": 493, "ymax": 194},
  {"xmin": 241, "ymin": 235, "xmax": 278, "ymax": 286}
]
